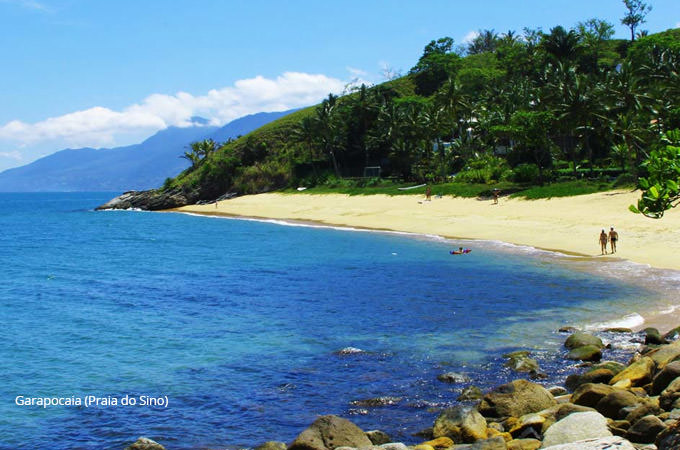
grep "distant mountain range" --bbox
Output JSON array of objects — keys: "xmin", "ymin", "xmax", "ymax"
[{"xmin": 0, "ymin": 109, "xmax": 296, "ymax": 192}]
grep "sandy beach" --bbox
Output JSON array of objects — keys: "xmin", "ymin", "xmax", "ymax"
[{"xmin": 173, "ymin": 189, "xmax": 680, "ymax": 272}]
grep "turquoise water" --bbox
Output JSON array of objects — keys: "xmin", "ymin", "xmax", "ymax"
[{"xmin": 0, "ymin": 193, "xmax": 660, "ymax": 449}]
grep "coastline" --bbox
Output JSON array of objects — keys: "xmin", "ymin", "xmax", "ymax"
[
  {"xmin": 170, "ymin": 190, "xmax": 680, "ymax": 271},
  {"xmin": 169, "ymin": 189, "xmax": 680, "ymax": 331}
]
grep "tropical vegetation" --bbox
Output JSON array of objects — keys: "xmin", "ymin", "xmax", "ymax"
[{"xmin": 164, "ymin": 2, "xmax": 679, "ymax": 218}]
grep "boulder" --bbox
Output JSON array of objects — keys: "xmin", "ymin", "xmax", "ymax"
[
  {"xmin": 449, "ymin": 436, "xmax": 507, "ymax": 449},
  {"xmin": 437, "ymin": 372, "xmax": 471, "ymax": 383},
  {"xmin": 595, "ymin": 390, "xmax": 642, "ymax": 419},
  {"xmin": 478, "ymin": 380, "xmax": 556, "ymax": 419},
  {"xmin": 421, "ymin": 437, "xmax": 454, "ymax": 449},
  {"xmin": 624, "ymin": 400, "xmax": 662, "ymax": 425},
  {"xmin": 458, "ymin": 386, "xmax": 483, "ymax": 401},
  {"xmin": 506, "ymin": 438, "xmax": 541, "ymax": 450},
  {"xmin": 565, "ymin": 368, "xmax": 614, "ymax": 391},
  {"xmin": 547, "ymin": 386, "xmax": 567, "ymax": 397},
  {"xmin": 432, "ymin": 405, "xmax": 487, "ymax": 443},
  {"xmin": 380, "ymin": 445, "xmax": 408, "ymax": 450},
  {"xmin": 255, "ymin": 442, "xmax": 287, "ymax": 450},
  {"xmin": 626, "ymin": 414, "xmax": 667, "ymax": 444},
  {"xmin": 566, "ymin": 345, "xmax": 602, "ymax": 362},
  {"xmin": 648, "ymin": 340, "xmax": 680, "ymax": 370},
  {"xmin": 540, "ymin": 411, "xmax": 612, "ymax": 448},
  {"xmin": 660, "ymin": 377, "xmax": 680, "ymax": 410},
  {"xmin": 656, "ymin": 419, "xmax": 680, "ymax": 449},
  {"xmin": 591, "ymin": 361, "xmax": 626, "ymax": 376},
  {"xmin": 571, "ymin": 383, "xmax": 617, "ymax": 408},
  {"xmin": 551, "ymin": 403, "xmax": 597, "ymax": 422},
  {"xmin": 609, "ymin": 357, "xmax": 655, "ymax": 387},
  {"xmin": 96, "ymin": 188, "xmax": 200, "ymax": 211},
  {"xmin": 645, "ymin": 327, "xmax": 668, "ymax": 345},
  {"xmin": 124, "ymin": 437, "xmax": 166, "ymax": 450},
  {"xmin": 507, "ymin": 414, "xmax": 546, "ymax": 440},
  {"xmin": 565, "ymin": 332, "xmax": 604, "ymax": 350},
  {"xmin": 539, "ymin": 436, "xmax": 636, "ymax": 449},
  {"xmin": 365, "ymin": 430, "xmax": 391, "ymax": 446},
  {"xmin": 663, "ymin": 326, "xmax": 680, "ymax": 342},
  {"xmin": 288, "ymin": 415, "xmax": 372, "ymax": 450},
  {"xmin": 652, "ymin": 361, "xmax": 680, "ymax": 395}
]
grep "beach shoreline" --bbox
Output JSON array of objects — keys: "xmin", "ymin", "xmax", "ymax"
[{"xmin": 168, "ymin": 190, "xmax": 680, "ymax": 331}]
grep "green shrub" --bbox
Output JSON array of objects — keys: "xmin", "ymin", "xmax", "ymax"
[{"xmin": 512, "ymin": 163, "xmax": 541, "ymax": 183}]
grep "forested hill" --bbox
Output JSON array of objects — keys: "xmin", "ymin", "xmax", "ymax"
[{"xmin": 100, "ymin": 25, "xmax": 680, "ymax": 214}]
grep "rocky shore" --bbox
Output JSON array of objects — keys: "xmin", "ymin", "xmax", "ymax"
[{"xmin": 124, "ymin": 326, "xmax": 680, "ymax": 450}]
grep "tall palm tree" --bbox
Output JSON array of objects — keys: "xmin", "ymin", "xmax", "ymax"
[{"xmin": 542, "ymin": 26, "xmax": 581, "ymax": 63}]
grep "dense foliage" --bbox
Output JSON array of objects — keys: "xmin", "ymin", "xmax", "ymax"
[{"xmin": 169, "ymin": 18, "xmax": 679, "ymax": 217}]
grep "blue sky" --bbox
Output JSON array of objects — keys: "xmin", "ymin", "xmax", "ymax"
[{"xmin": 0, "ymin": 0, "xmax": 678, "ymax": 171}]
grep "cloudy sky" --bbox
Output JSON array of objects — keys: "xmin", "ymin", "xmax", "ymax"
[{"xmin": 0, "ymin": 0, "xmax": 678, "ymax": 172}]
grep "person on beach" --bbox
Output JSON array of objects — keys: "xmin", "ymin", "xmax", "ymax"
[
  {"xmin": 425, "ymin": 186, "xmax": 432, "ymax": 201},
  {"xmin": 608, "ymin": 227, "xmax": 619, "ymax": 254},
  {"xmin": 599, "ymin": 229, "xmax": 608, "ymax": 255},
  {"xmin": 492, "ymin": 189, "xmax": 499, "ymax": 205}
]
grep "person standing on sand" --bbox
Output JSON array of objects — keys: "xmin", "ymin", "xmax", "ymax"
[
  {"xmin": 599, "ymin": 229, "xmax": 608, "ymax": 255},
  {"xmin": 425, "ymin": 186, "xmax": 432, "ymax": 201},
  {"xmin": 492, "ymin": 189, "xmax": 499, "ymax": 205},
  {"xmin": 609, "ymin": 227, "xmax": 619, "ymax": 254}
]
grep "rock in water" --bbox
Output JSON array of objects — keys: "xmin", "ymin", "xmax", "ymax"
[
  {"xmin": 124, "ymin": 437, "xmax": 166, "ymax": 450},
  {"xmin": 288, "ymin": 415, "xmax": 372, "ymax": 450},
  {"xmin": 437, "ymin": 372, "xmax": 471, "ymax": 383},
  {"xmin": 540, "ymin": 411, "xmax": 612, "ymax": 447},
  {"xmin": 255, "ymin": 442, "xmax": 287, "ymax": 450},
  {"xmin": 432, "ymin": 405, "xmax": 487, "ymax": 443},
  {"xmin": 478, "ymin": 379, "xmax": 556, "ymax": 418},
  {"xmin": 564, "ymin": 332, "xmax": 604, "ymax": 350},
  {"xmin": 365, "ymin": 430, "xmax": 391, "ymax": 445},
  {"xmin": 566, "ymin": 345, "xmax": 602, "ymax": 362}
]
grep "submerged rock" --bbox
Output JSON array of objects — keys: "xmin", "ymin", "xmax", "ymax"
[
  {"xmin": 437, "ymin": 372, "xmax": 471, "ymax": 383},
  {"xmin": 350, "ymin": 397, "xmax": 401, "ymax": 407},
  {"xmin": 458, "ymin": 385, "xmax": 484, "ymax": 401},
  {"xmin": 503, "ymin": 351, "xmax": 540, "ymax": 373},
  {"xmin": 124, "ymin": 437, "xmax": 166, "ymax": 450},
  {"xmin": 288, "ymin": 415, "xmax": 372, "ymax": 450}
]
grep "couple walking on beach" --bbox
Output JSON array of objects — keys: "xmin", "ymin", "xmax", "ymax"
[{"xmin": 599, "ymin": 227, "xmax": 619, "ymax": 255}]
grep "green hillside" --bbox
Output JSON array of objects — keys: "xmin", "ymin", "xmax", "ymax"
[{"xmin": 157, "ymin": 25, "xmax": 679, "ymax": 216}]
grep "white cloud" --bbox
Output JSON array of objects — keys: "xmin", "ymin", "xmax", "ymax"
[
  {"xmin": 0, "ymin": 71, "xmax": 349, "ymax": 169},
  {"xmin": 676, "ymin": 21, "xmax": 680, "ymax": 28},
  {"xmin": 0, "ymin": 150, "xmax": 22, "ymax": 161},
  {"xmin": 462, "ymin": 30, "xmax": 479, "ymax": 44}
]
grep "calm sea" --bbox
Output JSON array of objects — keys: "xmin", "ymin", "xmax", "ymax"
[{"xmin": 0, "ymin": 192, "xmax": 677, "ymax": 449}]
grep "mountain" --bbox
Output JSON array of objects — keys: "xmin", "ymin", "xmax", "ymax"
[{"xmin": 0, "ymin": 109, "xmax": 297, "ymax": 192}]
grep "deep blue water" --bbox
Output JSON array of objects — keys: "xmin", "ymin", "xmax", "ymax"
[{"xmin": 0, "ymin": 193, "xmax": 655, "ymax": 449}]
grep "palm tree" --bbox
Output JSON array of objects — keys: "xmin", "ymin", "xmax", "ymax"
[
  {"xmin": 313, "ymin": 94, "xmax": 343, "ymax": 177},
  {"xmin": 542, "ymin": 26, "xmax": 581, "ymax": 63}
]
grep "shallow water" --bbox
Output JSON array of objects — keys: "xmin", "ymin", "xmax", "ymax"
[{"xmin": 0, "ymin": 192, "xmax": 676, "ymax": 449}]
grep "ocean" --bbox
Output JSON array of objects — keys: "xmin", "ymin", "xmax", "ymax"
[{"xmin": 0, "ymin": 192, "xmax": 677, "ymax": 449}]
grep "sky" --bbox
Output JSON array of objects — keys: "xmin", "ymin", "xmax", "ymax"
[{"xmin": 0, "ymin": 0, "xmax": 678, "ymax": 172}]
